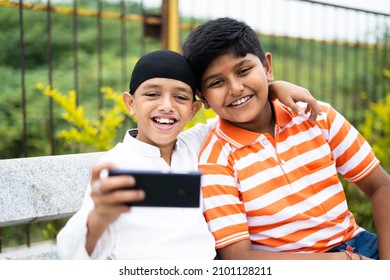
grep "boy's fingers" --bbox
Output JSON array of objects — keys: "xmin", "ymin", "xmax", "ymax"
[
  {"xmin": 290, "ymin": 103, "xmax": 304, "ymax": 116},
  {"xmin": 93, "ymin": 175, "xmax": 136, "ymax": 195},
  {"xmin": 305, "ymin": 101, "xmax": 322, "ymax": 122},
  {"xmin": 106, "ymin": 189, "xmax": 146, "ymax": 205},
  {"xmin": 91, "ymin": 162, "xmax": 116, "ymax": 181}
]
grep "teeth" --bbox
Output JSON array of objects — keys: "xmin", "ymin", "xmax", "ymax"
[
  {"xmin": 231, "ymin": 96, "xmax": 250, "ymax": 106},
  {"xmin": 155, "ymin": 117, "xmax": 174, "ymax": 124}
]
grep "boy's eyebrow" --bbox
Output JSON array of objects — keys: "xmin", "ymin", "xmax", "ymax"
[
  {"xmin": 142, "ymin": 83, "xmax": 161, "ymax": 89},
  {"xmin": 176, "ymin": 87, "xmax": 193, "ymax": 94}
]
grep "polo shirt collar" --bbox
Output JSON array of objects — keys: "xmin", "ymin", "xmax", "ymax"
[{"xmin": 216, "ymin": 99, "xmax": 294, "ymax": 148}]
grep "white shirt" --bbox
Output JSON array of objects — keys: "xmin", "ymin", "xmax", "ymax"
[{"xmin": 56, "ymin": 121, "xmax": 216, "ymax": 260}]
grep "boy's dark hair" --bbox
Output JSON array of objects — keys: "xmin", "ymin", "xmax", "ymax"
[{"xmin": 182, "ymin": 17, "xmax": 266, "ymax": 91}]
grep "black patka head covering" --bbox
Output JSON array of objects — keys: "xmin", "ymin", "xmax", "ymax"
[{"xmin": 129, "ymin": 50, "xmax": 196, "ymax": 97}]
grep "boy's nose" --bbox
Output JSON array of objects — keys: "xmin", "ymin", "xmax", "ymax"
[
  {"xmin": 158, "ymin": 96, "xmax": 174, "ymax": 111},
  {"xmin": 229, "ymin": 79, "xmax": 244, "ymax": 95}
]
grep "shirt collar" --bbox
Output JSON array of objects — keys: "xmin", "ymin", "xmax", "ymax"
[
  {"xmin": 123, "ymin": 129, "xmax": 162, "ymax": 157},
  {"xmin": 216, "ymin": 99, "xmax": 294, "ymax": 148},
  {"xmin": 123, "ymin": 129, "xmax": 181, "ymax": 158}
]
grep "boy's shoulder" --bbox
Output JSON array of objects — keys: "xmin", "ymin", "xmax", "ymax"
[
  {"xmin": 198, "ymin": 127, "xmax": 233, "ymax": 165},
  {"xmin": 96, "ymin": 130, "xmax": 143, "ymax": 165}
]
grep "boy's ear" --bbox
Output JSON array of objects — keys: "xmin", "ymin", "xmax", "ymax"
[
  {"xmin": 122, "ymin": 92, "xmax": 135, "ymax": 116},
  {"xmin": 202, "ymin": 100, "xmax": 211, "ymax": 109},
  {"xmin": 190, "ymin": 100, "xmax": 203, "ymax": 118},
  {"xmin": 196, "ymin": 90, "xmax": 211, "ymax": 109},
  {"xmin": 264, "ymin": 52, "xmax": 274, "ymax": 82}
]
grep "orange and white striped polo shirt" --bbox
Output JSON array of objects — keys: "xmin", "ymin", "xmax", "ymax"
[{"xmin": 199, "ymin": 100, "xmax": 379, "ymax": 252}]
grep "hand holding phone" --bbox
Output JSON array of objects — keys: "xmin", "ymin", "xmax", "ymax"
[{"xmin": 108, "ymin": 169, "xmax": 201, "ymax": 208}]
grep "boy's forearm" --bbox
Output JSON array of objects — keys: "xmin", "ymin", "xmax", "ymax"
[
  {"xmin": 357, "ymin": 165, "xmax": 390, "ymax": 259},
  {"xmin": 267, "ymin": 81, "xmax": 321, "ymax": 122},
  {"xmin": 218, "ymin": 239, "xmax": 366, "ymax": 260},
  {"xmin": 370, "ymin": 183, "xmax": 390, "ymax": 259},
  {"xmin": 85, "ymin": 210, "xmax": 110, "ymax": 256}
]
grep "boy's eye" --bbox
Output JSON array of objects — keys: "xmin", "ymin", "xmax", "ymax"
[
  {"xmin": 174, "ymin": 95, "xmax": 191, "ymax": 103},
  {"xmin": 174, "ymin": 95, "xmax": 190, "ymax": 101},
  {"xmin": 145, "ymin": 92, "xmax": 159, "ymax": 97},
  {"xmin": 238, "ymin": 67, "xmax": 250, "ymax": 76},
  {"xmin": 209, "ymin": 79, "xmax": 223, "ymax": 88}
]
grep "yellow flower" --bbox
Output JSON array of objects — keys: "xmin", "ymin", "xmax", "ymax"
[{"xmin": 36, "ymin": 83, "xmax": 132, "ymax": 151}]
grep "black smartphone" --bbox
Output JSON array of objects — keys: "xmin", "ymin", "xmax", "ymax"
[{"xmin": 108, "ymin": 169, "xmax": 201, "ymax": 208}]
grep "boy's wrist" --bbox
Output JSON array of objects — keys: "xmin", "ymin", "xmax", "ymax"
[{"xmin": 267, "ymin": 81, "xmax": 279, "ymax": 100}]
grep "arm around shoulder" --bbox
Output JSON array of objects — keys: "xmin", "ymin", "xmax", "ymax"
[{"xmin": 268, "ymin": 81, "xmax": 321, "ymax": 122}]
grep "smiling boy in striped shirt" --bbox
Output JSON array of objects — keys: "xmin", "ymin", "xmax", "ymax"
[{"xmin": 182, "ymin": 17, "xmax": 390, "ymax": 260}]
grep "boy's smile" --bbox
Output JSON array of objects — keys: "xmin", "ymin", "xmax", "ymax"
[
  {"xmin": 153, "ymin": 117, "xmax": 176, "ymax": 125},
  {"xmin": 228, "ymin": 94, "xmax": 254, "ymax": 107},
  {"xmin": 200, "ymin": 53, "xmax": 275, "ymax": 133},
  {"xmin": 152, "ymin": 116, "xmax": 177, "ymax": 129}
]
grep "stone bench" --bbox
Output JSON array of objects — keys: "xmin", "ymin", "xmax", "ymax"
[{"xmin": 0, "ymin": 152, "xmax": 104, "ymax": 259}]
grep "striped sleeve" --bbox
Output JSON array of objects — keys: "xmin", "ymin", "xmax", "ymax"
[
  {"xmin": 199, "ymin": 133, "xmax": 250, "ymax": 248},
  {"xmin": 319, "ymin": 104, "xmax": 379, "ymax": 183}
]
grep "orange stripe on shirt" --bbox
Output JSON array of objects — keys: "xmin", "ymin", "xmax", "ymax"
[
  {"xmin": 212, "ymin": 223, "xmax": 249, "ymax": 249},
  {"xmin": 204, "ymin": 204, "xmax": 246, "ymax": 222}
]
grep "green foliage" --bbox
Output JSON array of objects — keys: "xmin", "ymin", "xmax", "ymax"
[
  {"xmin": 36, "ymin": 83, "xmax": 133, "ymax": 152},
  {"xmin": 0, "ymin": 65, "xmax": 59, "ymax": 158},
  {"xmin": 359, "ymin": 70, "xmax": 390, "ymax": 170},
  {"xmin": 342, "ymin": 69, "xmax": 390, "ymax": 233},
  {"xmin": 0, "ymin": 9, "xmax": 70, "ymax": 69},
  {"xmin": 1, "ymin": 218, "xmax": 69, "ymax": 249},
  {"xmin": 0, "ymin": 4, "xmax": 147, "ymax": 157}
]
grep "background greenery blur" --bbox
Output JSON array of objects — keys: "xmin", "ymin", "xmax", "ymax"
[{"xmin": 0, "ymin": 0, "xmax": 389, "ymax": 250}]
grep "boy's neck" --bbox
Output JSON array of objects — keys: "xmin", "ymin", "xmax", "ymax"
[
  {"xmin": 228, "ymin": 100, "xmax": 276, "ymax": 137},
  {"xmin": 261, "ymin": 102, "xmax": 276, "ymax": 137}
]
